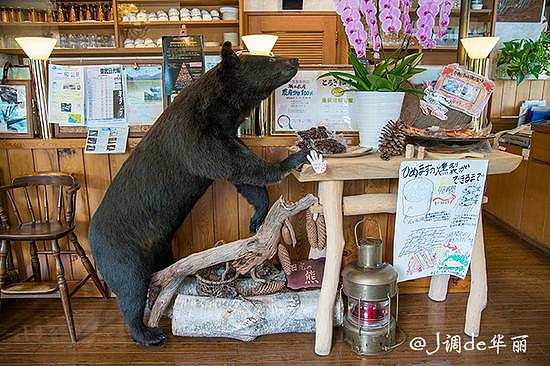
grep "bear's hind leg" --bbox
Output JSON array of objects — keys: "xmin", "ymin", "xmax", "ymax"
[
  {"xmin": 117, "ymin": 274, "xmax": 167, "ymax": 346},
  {"xmin": 235, "ymin": 184, "xmax": 269, "ymax": 232}
]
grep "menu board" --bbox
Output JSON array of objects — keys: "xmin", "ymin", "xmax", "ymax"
[
  {"xmin": 273, "ymin": 70, "xmax": 355, "ymax": 133},
  {"xmin": 48, "ymin": 65, "xmax": 85, "ymax": 126},
  {"xmin": 162, "ymin": 35, "xmax": 205, "ymax": 104},
  {"xmin": 393, "ymin": 160, "xmax": 488, "ymax": 282},
  {"xmin": 84, "ymin": 65, "xmax": 125, "ymax": 126}
]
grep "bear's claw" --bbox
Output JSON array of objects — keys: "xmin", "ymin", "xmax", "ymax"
[{"xmin": 132, "ymin": 326, "xmax": 168, "ymax": 347}]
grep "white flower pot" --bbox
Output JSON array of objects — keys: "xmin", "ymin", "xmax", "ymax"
[{"xmin": 350, "ymin": 91, "xmax": 405, "ymax": 149}]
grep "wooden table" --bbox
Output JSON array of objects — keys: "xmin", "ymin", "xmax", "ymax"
[{"xmin": 292, "ymin": 149, "xmax": 523, "ymax": 356}]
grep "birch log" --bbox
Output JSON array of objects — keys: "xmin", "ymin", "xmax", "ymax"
[
  {"xmin": 147, "ymin": 194, "xmax": 318, "ymax": 328},
  {"xmin": 172, "ymin": 290, "xmax": 343, "ymax": 341}
]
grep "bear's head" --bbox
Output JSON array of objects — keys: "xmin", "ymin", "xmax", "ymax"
[{"xmin": 218, "ymin": 41, "xmax": 298, "ymax": 107}]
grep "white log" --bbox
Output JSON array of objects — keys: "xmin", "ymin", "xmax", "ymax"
[
  {"xmin": 428, "ymin": 275, "xmax": 451, "ymax": 301},
  {"xmin": 465, "ymin": 214, "xmax": 487, "ymax": 337},
  {"xmin": 172, "ymin": 290, "xmax": 343, "ymax": 341},
  {"xmin": 315, "ymin": 180, "xmax": 345, "ymax": 356}
]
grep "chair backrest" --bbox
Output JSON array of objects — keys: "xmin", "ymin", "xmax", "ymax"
[{"xmin": 0, "ymin": 172, "xmax": 80, "ymax": 229}]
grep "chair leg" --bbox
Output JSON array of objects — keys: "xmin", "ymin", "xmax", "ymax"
[
  {"xmin": 52, "ymin": 239, "xmax": 77, "ymax": 344},
  {"xmin": 29, "ymin": 241, "xmax": 41, "ymax": 282},
  {"xmin": 0, "ymin": 240, "xmax": 8, "ymax": 289},
  {"xmin": 68, "ymin": 232, "xmax": 109, "ymax": 298}
]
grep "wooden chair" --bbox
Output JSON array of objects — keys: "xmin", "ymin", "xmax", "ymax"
[{"xmin": 0, "ymin": 172, "xmax": 108, "ymax": 343}]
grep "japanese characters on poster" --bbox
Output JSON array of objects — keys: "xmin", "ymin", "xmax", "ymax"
[
  {"xmin": 162, "ymin": 35, "xmax": 205, "ymax": 104},
  {"xmin": 434, "ymin": 63, "xmax": 495, "ymax": 118},
  {"xmin": 393, "ymin": 160, "xmax": 489, "ymax": 282},
  {"xmin": 123, "ymin": 65, "xmax": 163, "ymax": 125},
  {"xmin": 85, "ymin": 126, "xmax": 129, "ymax": 154},
  {"xmin": 274, "ymin": 70, "xmax": 354, "ymax": 133},
  {"xmin": 85, "ymin": 65, "xmax": 125, "ymax": 126},
  {"xmin": 48, "ymin": 65, "xmax": 85, "ymax": 126}
]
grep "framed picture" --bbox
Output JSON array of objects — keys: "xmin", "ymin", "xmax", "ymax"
[
  {"xmin": 0, "ymin": 80, "xmax": 33, "ymax": 138},
  {"xmin": 271, "ymin": 65, "xmax": 356, "ymax": 135},
  {"xmin": 50, "ymin": 58, "xmax": 163, "ymax": 138}
]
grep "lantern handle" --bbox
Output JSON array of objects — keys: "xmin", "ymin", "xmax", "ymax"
[{"xmin": 354, "ymin": 217, "xmax": 382, "ymax": 247}]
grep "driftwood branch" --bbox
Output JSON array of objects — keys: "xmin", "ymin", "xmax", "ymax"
[{"xmin": 147, "ymin": 194, "xmax": 318, "ymax": 328}]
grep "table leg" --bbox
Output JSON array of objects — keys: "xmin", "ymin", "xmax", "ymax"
[
  {"xmin": 465, "ymin": 214, "xmax": 487, "ymax": 337},
  {"xmin": 429, "ymin": 275, "xmax": 450, "ymax": 301},
  {"xmin": 315, "ymin": 180, "xmax": 344, "ymax": 356}
]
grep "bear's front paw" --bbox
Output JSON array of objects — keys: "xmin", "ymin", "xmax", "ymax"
[{"xmin": 132, "ymin": 326, "xmax": 168, "ymax": 347}]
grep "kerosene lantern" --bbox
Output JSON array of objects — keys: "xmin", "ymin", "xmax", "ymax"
[{"xmin": 342, "ymin": 219, "xmax": 400, "ymax": 355}]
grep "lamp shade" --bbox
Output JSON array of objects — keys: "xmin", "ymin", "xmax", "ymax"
[
  {"xmin": 460, "ymin": 37, "xmax": 499, "ymax": 59},
  {"xmin": 15, "ymin": 37, "xmax": 57, "ymax": 60},
  {"xmin": 241, "ymin": 34, "xmax": 278, "ymax": 56}
]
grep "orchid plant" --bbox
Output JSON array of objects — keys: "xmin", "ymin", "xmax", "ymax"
[{"xmin": 323, "ymin": 0, "xmax": 454, "ymax": 94}]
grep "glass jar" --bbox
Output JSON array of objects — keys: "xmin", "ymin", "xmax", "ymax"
[{"xmin": 347, "ymin": 298, "xmax": 390, "ymax": 329}]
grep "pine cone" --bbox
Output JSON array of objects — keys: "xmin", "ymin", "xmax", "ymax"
[
  {"xmin": 277, "ymin": 243, "xmax": 293, "ymax": 275},
  {"xmin": 379, "ymin": 119, "xmax": 407, "ymax": 160},
  {"xmin": 305, "ymin": 210, "xmax": 318, "ymax": 249},
  {"xmin": 316, "ymin": 214, "xmax": 327, "ymax": 251}
]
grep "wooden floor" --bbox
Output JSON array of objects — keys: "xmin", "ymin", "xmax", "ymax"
[{"xmin": 1, "ymin": 217, "xmax": 549, "ymax": 365}]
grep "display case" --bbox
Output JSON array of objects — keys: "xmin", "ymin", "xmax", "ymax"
[{"xmin": 0, "ymin": 0, "xmax": 244, "ymax": 57}]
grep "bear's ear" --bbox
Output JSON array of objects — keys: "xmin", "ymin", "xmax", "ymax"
[{"xmin": 221, "ymin": 41, "xmax": 239, "ymax": 68}]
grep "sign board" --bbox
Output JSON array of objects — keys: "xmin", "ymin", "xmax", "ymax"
[{"xmin": 393, "ymin": 159, "xmax": 488, "ymax": 282}]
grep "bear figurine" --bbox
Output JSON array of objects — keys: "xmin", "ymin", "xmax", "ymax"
[{"xmin": 88, "ymin": 42, "xmax": 310, "ymax": 346}]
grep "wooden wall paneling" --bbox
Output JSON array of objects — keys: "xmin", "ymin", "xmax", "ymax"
[
  {"xmin": 287, "ymin": 174, "xmax": 316, "ymax": 260},
  {"xmin": 108, "ymin": 153, "xmax": 129, "ymax": 180},
  {"xmin": 172, "ymin": 215, "xmax": 194, "ymax": 260},
  {"xmin": 32, "ymin": 148, "xmax": 61, "ymax": 281},
  {"xmin": 213, "ymin": 180, "xmax": 239, "ymax": 244},
  {"xmin": 190, "ymin": 186, "xmax": 215, "ymax": 253},
  {"xmin": 340, "ymin": 180, "xmax": 365, "ymax": 267},
  {"xmin": 544, "ymin": 80, "xmax": 550, "ymax": 105},
  {"xmin": 58, "ymin": 148, "xmax": 91, "ymax": 281},
  {"xmin": 500, "ymin": 80, "xmax": 518, "ymax": 117},
  {"xmin": 489, "ymin": 79, "xmax": 504, "ymax": 120},
  {"xmin": 528, "ymin": 80, "xmax": 545, "ymax": 100},
  {"xmin": 514, "ymin": 80, "xmax": 532, "ymax": 114},
  {"xmin": 264, "ymin": 147, "xmax": 289, "ymax": 204},
  {"xmin": 6, "ymin": 149, "xmax": 38, "ymax": 280},
  {"xmin": 237, "ymin": 147, "xmax": 263, "ymax": 239},
  {"xmin": 84, "ymin": 154, "xmax": 111, "ymax": 218}
]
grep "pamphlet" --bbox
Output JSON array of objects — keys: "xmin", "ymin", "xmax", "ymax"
[
  {"xmin": 162, "ymin": 35, "xmax": 205, "ymax": 104},
  {"xmin": 48, "ymin": 64, "xmax": 85, "ymax": 125},
  {"xmin": 393, "ymin": 159, "xmax": 488, "ymax": 282},
  {"xmin": 85, "ymin": 65, "xmax": 126, "ymax": 125},
  {"xmin": 123, "ymin": 65, "xmax": 163, "ymax": 125},
  {"xmin": 274, "ymin": 70, "xmax": 354, "ymax": 132},
  {"xmin": 84, "ymin": 126, "xmax": 129, "ymax": 154}
]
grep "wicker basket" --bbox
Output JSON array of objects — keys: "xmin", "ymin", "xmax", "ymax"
[{"xmin": 195, "ymin": 263, "xmax": 239, "ymax": 298}]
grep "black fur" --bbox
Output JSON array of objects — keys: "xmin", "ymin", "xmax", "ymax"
[{"xmin": 88, "ymin": 42, "xmax": 309, "ymax": 346}]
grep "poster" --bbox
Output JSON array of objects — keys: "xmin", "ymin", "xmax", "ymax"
[
  {"xmin": 123, "ymin": 65, "xmax": 163, "ymax": 125},
  {"xmin": 393, "ymin": 160, "xmax": 489, "ymax": 282},
  {"xmin": 162, "ymin": 35, "xmax": 205, "ymax": 104},
  {"xmin": 48, "ymin": 65, "xmax": 85, "ymax": 125},
  {"xmin": 85, "ymin": 65, "xmax": 125, "ymax": 126},
  {"xmin": 434, "ymin": 63, "xmax": 495, "ymax": 118},
  {"xmin": 85, "ymin": 126, "xmax": 129, "ymax": 154},
  {"xmin": 0, "ymin": 83, "xmax": 30, "ymax": 135},
  {"xmin": 274, "ymin": 70, "xmax": 354, "ymax": 133}
]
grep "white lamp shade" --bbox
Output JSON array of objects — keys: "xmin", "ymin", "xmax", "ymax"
[
  {"xmin": 460, "ymin": 37, "xmax": 499, "ymax": 59},
  {"xmin": 15, "ymin": 37, "xmax": 57, "ymax": 60},
  {"xmin": 241, "ymin": 34, "xmax": 278, "ymax": 56}
]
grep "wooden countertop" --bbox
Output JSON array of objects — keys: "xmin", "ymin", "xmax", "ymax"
[{"xmin": 293, "ymin": 150, "xmax": 523, "ymax": 182}]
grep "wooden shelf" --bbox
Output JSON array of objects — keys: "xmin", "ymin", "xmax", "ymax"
[
  {"xmin": 119, "ymin": 20, "xmax": 238, "ymax": 27},
  {"xmin": 0, "ymin": 46, "xmax": 232, "ymax": 57},
  {"xmin": 0, "ymin": 21, "xmax": 115, "ymax": 27}
]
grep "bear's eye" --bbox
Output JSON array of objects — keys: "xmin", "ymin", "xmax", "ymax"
[{"xmin": 268, "ymin": 57, "xmax": 276, "ymax": 63}]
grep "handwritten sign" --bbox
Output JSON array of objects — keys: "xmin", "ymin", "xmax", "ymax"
[
  {"xmin": 273, "ymin": 70, "xmax": 355, "ymax": 133},
  {"xmin": 393, "ymin": 160, "xmax": 488, "ymax": 282}
]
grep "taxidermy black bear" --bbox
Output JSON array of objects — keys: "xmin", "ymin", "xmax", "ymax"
[{"xmin": 88, "ymin": 42, "xmax": 310, "ymax": 346}]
